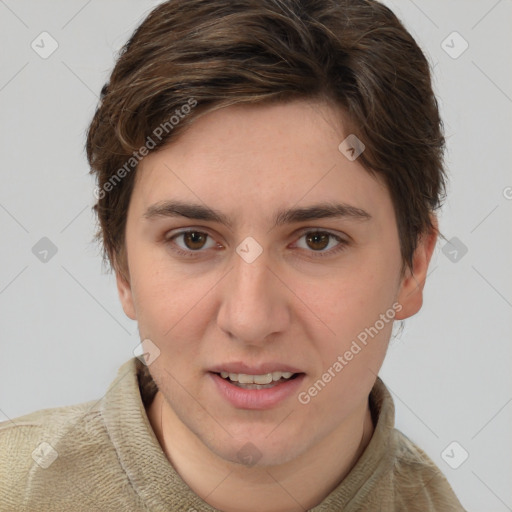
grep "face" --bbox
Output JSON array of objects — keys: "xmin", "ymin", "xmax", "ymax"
[{"xmin": 117, "ymin": 99, "xmax": 434, "ymax": 466}]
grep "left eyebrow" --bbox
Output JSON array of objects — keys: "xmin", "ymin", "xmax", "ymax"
[
  {"xmin": 273, "ymin": 202, "xmax": 372, "ymax": 225},
  {"xmin": 143, "ymin": 199, "xmax": 372, "ymax": 228}
]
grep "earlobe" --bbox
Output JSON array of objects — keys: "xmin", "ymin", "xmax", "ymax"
[
  {"xmin": 395, "ymin": 220, "xmax": 438, "ymax": 320},
  {"xmin": 115, "ymin": 269, "xmax": 137, "ymax": 321}
]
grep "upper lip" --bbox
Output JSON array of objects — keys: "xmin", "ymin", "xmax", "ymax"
[{"xmin": 209, "ymin": 362, "xmax": 304, "ymax": 375}]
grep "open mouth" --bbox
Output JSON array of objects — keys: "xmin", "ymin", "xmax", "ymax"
[
  {"xmin": 209, "ymin": 368, "xmax": 306, "ymax": 409},
  {"xmin": 214, "ymin": 371, "xmax": 301, "ymax": 390}
]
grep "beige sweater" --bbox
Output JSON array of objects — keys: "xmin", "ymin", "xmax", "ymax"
[{"xmin": 0, "ymin": 358, "xmax": 466, "ymax": 511}]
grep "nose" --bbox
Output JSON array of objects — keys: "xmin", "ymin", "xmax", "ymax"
[{"xmin": 216, "ymin": 248, "xmax": 290, "ymax": 346}]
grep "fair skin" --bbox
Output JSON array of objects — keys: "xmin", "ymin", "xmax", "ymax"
[{"xmin": 116, "ymin": 99, "xmax": 437, "ymax": 512}]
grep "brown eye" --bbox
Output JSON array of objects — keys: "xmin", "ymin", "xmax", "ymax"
[
  {"xmin": 166, "ymin": 229, "xmax": 217, "ymax": 255},
  {"xmin": 305, "ymin": 232, "xmax": 330, "ymax": 251},
  {"xmin": 294, "ymin": 230, "xmax": 348, "ymax": 257},
  {"xmin": 182, "ymin": 231, "xmax": 208, "ymax": 250}
]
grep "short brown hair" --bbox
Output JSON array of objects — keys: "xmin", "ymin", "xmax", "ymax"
[{"xmin": 86, "ymin": 0, "xmax": 445, "ymax": 279}]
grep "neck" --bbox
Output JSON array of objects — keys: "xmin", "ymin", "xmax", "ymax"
[{"xmin": 147, "ymin": 391, "xmax": 374, "ymax": 512}]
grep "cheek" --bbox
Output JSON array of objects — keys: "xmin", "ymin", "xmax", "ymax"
[
  {"xmin": 295, "ymin": 253, "xmax": 401, "ymax": 365},
  {"xmin": 295, "ymin": 273, "xmax": 397, "ymax": 424},
  {"xmin": 128, "ymin": 254, "xmax": 220, "ymax": 365},
  {"xmin": 127, "ymin": 250, "xmax": 191, "ymax": 334}
]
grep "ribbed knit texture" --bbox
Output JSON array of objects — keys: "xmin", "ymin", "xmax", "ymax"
[{"xmin": 0, "ymin": 358, "xmax": 465, "ymax": 511}]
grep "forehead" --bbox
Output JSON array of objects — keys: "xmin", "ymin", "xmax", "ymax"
[{"xmin": 130, "ymin": 100, "xmax": 391, "ymax": 223}]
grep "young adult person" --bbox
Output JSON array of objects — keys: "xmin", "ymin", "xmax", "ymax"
[{"xmin": 0, "ymin": 1, "xmax": 466, "ymax": 510}]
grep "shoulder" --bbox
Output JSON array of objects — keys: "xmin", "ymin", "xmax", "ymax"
[
  {"xmin": 0, "ymin": 400, "xmax": 100, "ymax": 464},
  {"xmin": 0, "ymin": 400, "xmax": 109, "ymax": 509},
  {"xmin": 389, "ymin": 429, "xmax": 466, "ymax": 511},
  {"xmin": 366, "ymin": 378, "xmax": 466, "ymax": 511}
]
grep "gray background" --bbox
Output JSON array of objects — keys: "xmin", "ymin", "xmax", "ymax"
[{"xmin": 1, "ymin": 0, "xmax": 511, "ymax": 510}]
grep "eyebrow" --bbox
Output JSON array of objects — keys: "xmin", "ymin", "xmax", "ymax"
[{"xmin": 143, "ymin": 200, "xmax": 371, "ymax": 228}]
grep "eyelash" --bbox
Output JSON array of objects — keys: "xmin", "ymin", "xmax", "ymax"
[{"xmin": 164, "ymin": 228, "xmax": 349, "ymax": 259}]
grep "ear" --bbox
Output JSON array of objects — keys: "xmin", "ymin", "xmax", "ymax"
[
  {"xmin": 115, "ymin": 268, "xmax": 137, "ymax": 321},
  {"xmin": 395, "ymin": 217, "xmax": 438, "ymax": 320}
]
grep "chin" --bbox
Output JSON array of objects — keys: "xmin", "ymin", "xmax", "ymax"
[{"xmin": 201, "ymin": 426, "xmax": 313, "ymax": 468}]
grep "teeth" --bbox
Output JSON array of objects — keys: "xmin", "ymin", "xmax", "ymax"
[
  {"xmin": 273, "ymin": 371, "xmax": 293, "ymax": 380},
  {"xmin": 219, "ymin": 371, "xmax": 294, "ymax": 383},
  {"xmin": 253, "ymin": 373, "xmax": 273, "ymax": 385},
  {"xmin": 240, "ymin": 373, "xmax": 262, "ymax": 384}
]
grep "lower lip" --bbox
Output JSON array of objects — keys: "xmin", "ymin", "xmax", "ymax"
[{"xmin": 209, "ymin": 372, "xmax": 305, "ymax": 410}]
